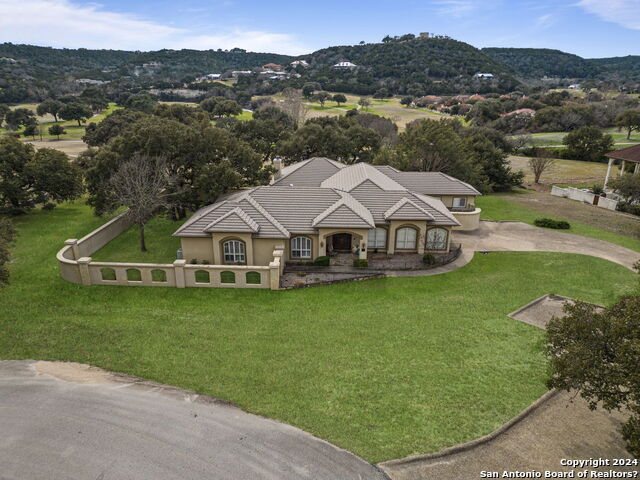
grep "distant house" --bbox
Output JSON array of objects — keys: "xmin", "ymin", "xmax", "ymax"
[
  {"xmin": 568, "ymin": 84, "xmax": 582, "ymax": 90},
  {"xmin": 196, "ymin": 73, "xmax": 221, "ymax": 82},
  {"xmin": 231, "ymin": 70, "xmax": 253, "ymax": 78},
  {"xmin": 290, "ymin": 60, "xmax": 309, "ymax": 67},
  {"xmin": 469, "ymin": 94, "xmax": 485, "ymax": 101},
  {"xmin": 502, "ymin": 108, "xmax": 536, "ymax": 117},
  {"xmin": 334, "ymin": 61, "xmax": 357, "ymax": 69},
  {"xmin": 262, "ymin": 63, "xmax": 284, "ymax": 71},
  {"xmin": 75, "ymin": 79, "xmax": 107, "ymax": 85},
  {"xmin": 474, "ymin": 73, "xmax": 494, "ymax": 79}
]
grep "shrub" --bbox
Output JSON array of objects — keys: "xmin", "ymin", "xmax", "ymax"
[
  {"xmin": 617, "ymin": 202, "xmax": 640, "ymax": 217},
  {"xmin": 353, "ymin": 259, "xmax": 368, "ymax": 268},
  {"xmin": 422, "ymin": 253, "xmax": 436, "ymax": 265},
  {"xmin": 0, "ymin": 216, "xmax": 14, "ymax": 286},
  {"xmin": 313, "ymin": 256, "xmax": 330, "ymax": 266},
  {"xmin": 534, "ymin": 218, "xmax": 570, "ymax": 229},
  {"xmin": 591, "ymin": 184, "xmax": 604, "ymax": 196}
]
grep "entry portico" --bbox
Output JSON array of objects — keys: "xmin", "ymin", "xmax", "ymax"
[{"xmin": 604, "ymin": 144, "xmax": 640, "ymax": 189}]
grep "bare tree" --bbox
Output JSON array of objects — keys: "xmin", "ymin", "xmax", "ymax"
[
  {"xmin": 509, "ymin": 134, "xmax": 532, "ymax": 154},
  {"xmin": 528, "ymin": 153, "xmax": 555, "ymax": 184},
  {"xmin": 280, "ymin": 88, "xmax": 308, "ymax": 126},
  {"xmin": 109, "ymin": 155, "xmax": 176, "ymax": 252}
]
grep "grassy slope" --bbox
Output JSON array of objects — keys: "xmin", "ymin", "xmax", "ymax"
[
  {"xmin": 477, "ymin": 193, "xmax": 640, "ymax": 252},
  {"xmin": 0, "ymin": 200, "xmax": 637, "ymax": 462}
]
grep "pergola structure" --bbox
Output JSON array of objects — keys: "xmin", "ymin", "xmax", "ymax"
[{"xmin": 604, "ymin": 144, "xmax": 640, "ymax": 189}]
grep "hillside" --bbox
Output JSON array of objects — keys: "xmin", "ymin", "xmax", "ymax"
[
  {"xmin": 298, "ymin": 36, "xmax": 519, "ymax": 95},
  {"xmin": 482, "ymin": 47, "xmax": 598, "ymax": 79}
]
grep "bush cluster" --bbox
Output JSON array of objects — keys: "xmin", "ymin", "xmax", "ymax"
[
  {"xmin": 617, "ymin": 202, "xmax": 640, "ymax": 217},
  {"xmin": 313, "ymin": 256, "xmax": 330, "ymax": 266},
  {"xmin": 422, "ymin": 253, "xmax": 436, "ymax": 265},
  {"xmin": 534, "ymin": 218, "xmax": 570, "ymax": 229},
  {"xmin": 353, "ymin": 259, "xmax": 369, "ymax": 268},
  {"xmin": 0, "ymin": 216, "xmax": 15, "ymax": 286}
]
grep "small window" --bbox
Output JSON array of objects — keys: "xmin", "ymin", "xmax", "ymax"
[
  {"xmin": 100, "ymin": 267, "xmax": 116, "ymax": 281},
  {"xmin": 426, "ymin": 228, "xmax": 449, "ymax": 251},
  {"xmin": 452, "ymin": 197, "xmax": 467, "ymax": 208},
  {"xmin": 220, "ymin": 271, "xmax": 236, "ymax": 284},
  {"xmin": 291, "ymin": 236, "xmax": 312, "ymax": 259},
  {"xmin": 151, "ymin": 269, "xmax": 167, "ymax": 282},
  {"xmin": 126, "ymin": 268, "xmax": 141, "ymax": 281},
  {"xmin": 195, "ymin": 270, "xmax": 210, "ymax": 284},
  {"xmin": 395, "ymin": 227, "xmax": 417, "ymax": 250},
  {"xmin": 223, "ymin": 240, "xmax": 246, "ymax": 264},
  {"xmin": 367, "ymin": 228, "xmax": 387, "ymax": 249},
  {"xmin": 246, "ymin": 271, "xmax": 261, "ymax": 284}
]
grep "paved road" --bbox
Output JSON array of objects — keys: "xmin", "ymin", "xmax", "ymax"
[
  {"xmin": 0, "ymin": 360, "xmax": 388, "ymax": 480},
  {"xmin": 454, "ymin": 220, "xmax": 639, "ymax": 270}
]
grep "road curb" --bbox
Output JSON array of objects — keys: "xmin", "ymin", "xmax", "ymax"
[{"xmin": 379, "ymin": 389, "xmax": 559, "ymax": 471}]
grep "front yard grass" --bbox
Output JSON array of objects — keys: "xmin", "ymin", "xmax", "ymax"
[{"xmin": 0, "ymin": 200, "xmax": 637, "ymax": 462}]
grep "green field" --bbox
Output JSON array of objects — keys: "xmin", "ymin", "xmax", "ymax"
[
  {"xmin": 526, "ymin": 128, "xmax": 640, "ymax": 149},
  {"xmin": 1, "ymin": 199, "xmax": 637, "ymax": 462},
  {"xmin": 0, "ymin": 103, "xmax": 122, "ymax": 140}
]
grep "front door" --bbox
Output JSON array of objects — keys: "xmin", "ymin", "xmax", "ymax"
[{"xmin": 332, "ymin": 233, "xmax": 352, "ymax": 251}]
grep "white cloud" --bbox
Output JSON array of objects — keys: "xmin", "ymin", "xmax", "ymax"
[
  {"xmin": 575, "ymin": 0, "xmax": 640, "ymax": 30},
  {"xmin": 0, "ymin": 0, "xmax": 309, "ymax": 54},
  {"xmin": 434, "ymin": 0, "xmax": 479, "ymax": 17},
  {"xmin": 535, "ymin": 13, "xmax": 556, "ymax": 29}
]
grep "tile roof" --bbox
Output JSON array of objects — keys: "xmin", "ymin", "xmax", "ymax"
[
  {"xmin": 204, "ymin": 207, "xmax": 260, "ymax": 233},
  {"xmin": 174, "ymin": 158, "xmax": 467, "ymax": 237},
  {"xmin": 605, "ymin": 144, "xmax": 640, "ymax": 164}
]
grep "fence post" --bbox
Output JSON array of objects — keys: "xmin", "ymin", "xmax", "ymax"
[
  {"xmin": 269, "ymin": 258, "xmax": 281, "ymax": 290},
  {"xmin": 77, "ymin": 257, "xmax": 92, "ymax": 285},
  {"xmin": 65, "ymin": 239, "xmax": 80, "ymax": 260},
  {"xmin": 174, "ymin": 259, "xmax": 186, "ymax": 288}
]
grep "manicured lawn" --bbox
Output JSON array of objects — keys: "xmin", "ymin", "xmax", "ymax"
[
  {"xmin": 91, "ymin": 215, "xmax": 181, "ymax": 263},
  {"xmin": 1, "ymin": 201, "xmax": 637, "ymax": 462},
  {"xmin": 477, "ymin": 192, "xmax": 640, "ymax": 252}
]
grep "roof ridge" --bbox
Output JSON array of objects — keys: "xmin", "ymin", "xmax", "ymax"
[
  {"xmin": 312, "ymin": 190, "xmax": 374, "ymax": 227},
  {"xmin": 384, "ymin": 197, "xmax": 434, "ymax": 220},
  {"xmin": 242, "ymin": 192, "xmax": 291, "ymax": 238},
  {"xmin": 411, "ymin": 192, "xmax": 461, "ymax": 225}
]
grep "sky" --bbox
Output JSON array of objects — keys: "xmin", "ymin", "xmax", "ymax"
[{"xmin": 0, "ymin": 0, "xmax": 638, "ymax": 58}]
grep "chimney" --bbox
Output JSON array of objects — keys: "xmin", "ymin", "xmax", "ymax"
[{"xmin": 273, "ymin": 157, "xmax": 283, "ymax": 180}]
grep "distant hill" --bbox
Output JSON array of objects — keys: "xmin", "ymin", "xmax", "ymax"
[
  {"xmin": 299, "ymin": 36, "xmax": 519, "ymax": 95},
  {"xmin": 482, "ymin": 47, "xmax": 598, "ymax": 79}
]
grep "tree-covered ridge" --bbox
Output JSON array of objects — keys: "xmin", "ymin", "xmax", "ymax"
[
  {"xmin": 482, "ymin": 47, "xmax": 597, "ymax": 79},
  {"xmin": 299, "ymin": 37, "xmax": 519, "ymax": 95}
]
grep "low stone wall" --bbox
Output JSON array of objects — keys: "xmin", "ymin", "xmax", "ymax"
[
  {"xmin": 551, "ymin": 186, "xmax": 618, "ymax": 211},
  {"xmin": 452, "ymin": 208, "xmax": 481, "ymax": 231},
  {"xmin": 56, "ymin": 211, "xmax": 284, "ymax": 290}
]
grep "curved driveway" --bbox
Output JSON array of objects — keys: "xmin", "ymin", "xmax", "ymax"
[
  {"xmin": 454, "ymin": 221, "xmax": 639, "ymax": 270},
  {"xmin": 0, "ymin": 360, "xmax": 388, "ymax": 480}
]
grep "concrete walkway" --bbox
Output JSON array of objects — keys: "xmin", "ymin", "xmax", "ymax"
[
  {"xmin": 454, "ymin": 221, "xmax": 639, "ymax": 270},
  {"xmin": 0, "ymin": 360, "xmax": 389, "ymax": 480}
]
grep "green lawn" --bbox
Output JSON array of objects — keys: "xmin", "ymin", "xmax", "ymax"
[
  {"xmin": 527, "ymin": 129, "xmax": 640, "ymax": 148},
  {"xmin": 477, "ymin": 193, "xmax": 640, "ymax": 252},
  {"xmin": 1, "ymin": 200, "xmax": 637, "ymax": 462}
]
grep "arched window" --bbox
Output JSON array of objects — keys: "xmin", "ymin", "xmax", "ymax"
[
  {"xmin": 426, "ymin": 228, "xmax": 448, "ymax": 251},
  {"xmin": 194, "ymin": 270, "xmax": 210, "ymax": 284},
  {"xmin": 367, "ymin": 228, "xmax": 387, "ymax": 249},
  {"xmin": 100, "ymin": 267, "xmax": 116, "ymax": 281},
  {"xmin": 223, "ymin": 240, "xmax": 246, "ymax": 264},
  {"xmin": 291, "ymin": 236, "xmax": 312, "ymax": 259},
  {"xmin": 395, "ymin": 227, "xmax": 417, "ymax": 250}
]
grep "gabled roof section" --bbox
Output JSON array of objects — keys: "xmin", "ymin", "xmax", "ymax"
[
  {"xmin": 238, "ymin": 191, "xmax": 290, "ymax": 238},
  {"xmin": 271, "ymin": 157, "xmax": 345, "ymax": 187},
  {"xmin": 312, "ymin": 191, "xmax": 375, "ymax": 229},
  {"xmin": 384, "ymin": 198, "xmax": 435, "ymax": 221},
  {"xmin": 204, "ymin": 207, "xmax": 260, "ymax": 233},
  {"xmin": 173, "ymin": 201, "xmax": 228, "ymax": 236},
  {"xmin": 373, "ymin": 166, "xmax": 481, "ymax": 196},
  {"xmin": 412, "ymin": 193, "xmax": 460, "ymax": 226},
  {"xmin": 321, "ymin": 163, "xmax": 406, "ymax": 192},
  {"xmin": 605, "ymin": 144, "xmax": 640, "ymax": 164}
]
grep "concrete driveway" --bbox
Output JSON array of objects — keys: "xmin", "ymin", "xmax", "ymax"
[
  {"xmin": 0, "ymin": 360, "xmax": 388, "ymax": 480},
  {"xmin": 454, "ymin": 221, "xmax": 640, "ymax": 270}
]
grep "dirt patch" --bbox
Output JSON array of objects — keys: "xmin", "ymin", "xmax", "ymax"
[
  {"xmin": 24, "ymin": 139, "xmax": 88, "ymax": 157},
  {"xmin": 509, "ymin": 155, "xmax": 608, "ymax": 186},
  {"xmin": 33, "ymin": 361, "xmax": 119, "ymax": 385},
  {"xmin": 503, "ymin": 190, "xmax": 640, "ymax": 239},
  {"xmin": 508, "ymin": 294, "xmax": 604, "ymax": 329}
]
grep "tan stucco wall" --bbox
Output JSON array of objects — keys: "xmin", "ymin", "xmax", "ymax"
[
  {"xmin": 180, "ymin": 237, "xmax": 214, "ymax": 264},
  {"xmin": 452, "ymin": 208, "xmax": 482, "ymax": 231},
  {"xmin": 254, "ymin": 238, "xmax": 287, "ymax": 266},
  {"xmin": 437, "ymin": 195, "xmax": 476, "ymax": 209}
]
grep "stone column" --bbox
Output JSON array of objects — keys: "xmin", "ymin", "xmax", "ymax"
[
  {"xmin": 604, "ymin": 158, "xmax": 614, "ymax": 189},
  {"xmin": 359, "ymin": 230, "xmax": 368, "ymax": 260},
  {"xmin": 174, "ymin": 259, "xmax": 186, "ymax": 288},
  {"xmin": 65, "ymin": 239, "xmax": 80, "ymax": 260},
  {"xmin": 77, "ymin": 257, "xmax": 91, "ymax": 285},
  {"xmin": 620, "ymin": 160, "xmax": 626, "ymax": 177},
  {"xmin": 635, "ymin": 163, "xmax": 640, "ymax": 174}
]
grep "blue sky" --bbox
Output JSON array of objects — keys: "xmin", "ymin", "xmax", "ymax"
[{"xmin": 0, "ymin": 0, "xmax": 638, "ymax": 58}]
